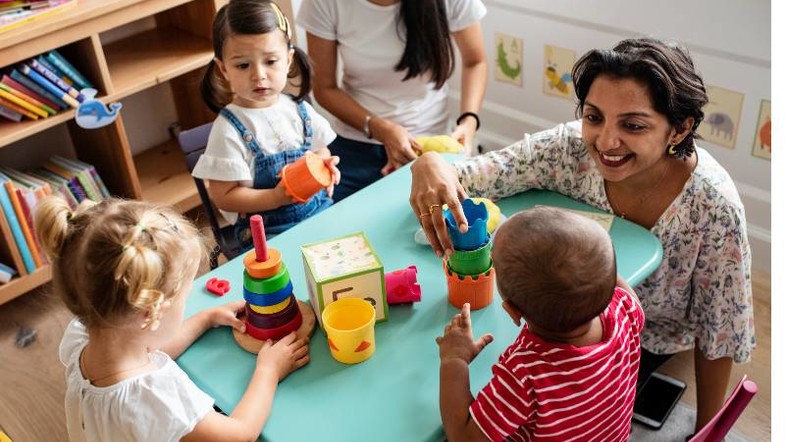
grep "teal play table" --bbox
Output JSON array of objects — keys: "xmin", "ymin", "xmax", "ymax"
[{"xmin": 178, "ymin": 163, "xmax": 663, "ymax": 442}]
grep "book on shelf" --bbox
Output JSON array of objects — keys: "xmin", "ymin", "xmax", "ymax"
[
  {"xmin": 18, "ymin": 63, "xmax": 79, "ymax": 108},
  {"xmin": 2, "ymin": 177, "xmax": 42, "ymax": 268},
  {"xmin": 28, "ymin": 58, "xmax": 84, "ymax": 102},
  {"xmin": 2, "ymin": 74, "xmax": 60, "ymax": 111},
  {"xmin": 0, "ymin": 100, "xmax": 22, "ymax": 121},
  {"xmin": 35, "ymin": 54, "xmax": 74, "ymax": 87},
  {"xmin": 0, "ymin": 95, "xmax": 38, "ymax": 120},
  {"xmin": 0, "ymin": 80, "xmax": 54, "ymax": 115},
  {"xmin": 0, "ymin": 86, "xmax": 47, "ymax": 118},
  {"xmin": 0, "ymin": 172, "xmax": 35, "ymax": 274},
  {"xmin": 41, "ymin": 160, "xmax": 90, "ymax": 201},
  {"xmin": 0, "ymin": 166, "xmax": 51, "ymax": 266},
  {"xmin": 50, "ymin": 155, "xmax": 109, "ymax": 199},
  {"xmin": 0, "ymin": 0, "xmax": 78, "ymax": 35},
  {"xmin": 28, "ymin": 168, "xmax": 78, "ymax": 210},
  {"xmin": 9, "ymin": 69, "xmax": 66, "ymax": 110},
  {"xmin": 0, "ymin": 262, "xmax": 17, "ymax": 284},
  {"xmin": 46, "ymin": 50, "xmax": 92, "ymax": 91}
]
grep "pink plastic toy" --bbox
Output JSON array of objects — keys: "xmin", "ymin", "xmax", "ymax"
[{"xmin": 385, "ymin": 265, "xmax": 421, "ymax": 304}]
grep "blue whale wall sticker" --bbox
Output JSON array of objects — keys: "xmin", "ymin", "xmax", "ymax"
[{"xmin": 75, "ymin": 88, "xmax": 122, "ymax": 129}]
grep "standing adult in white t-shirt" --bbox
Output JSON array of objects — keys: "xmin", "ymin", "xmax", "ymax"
[{"xmin": 298, "ymin": 0, "xmax": 487, "ymax": 202}]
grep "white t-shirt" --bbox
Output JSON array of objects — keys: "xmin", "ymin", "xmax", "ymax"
[
  {"xmin": 59, "ymin": 319, "xmax": 215, "ymax": 442},
  {"xmin": 192, "ymin": 96, "xmax": 336, "ymax": 224},
  {"xmin": 297, "ymin": 0, "xmax": 487, "ymax": 141}
]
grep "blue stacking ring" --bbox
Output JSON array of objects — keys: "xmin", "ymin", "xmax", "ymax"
[{"xmin": 243, "ymin": 280, "xmax": 293, "ymax": 306}]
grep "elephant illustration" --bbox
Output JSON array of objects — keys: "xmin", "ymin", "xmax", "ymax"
[{"xmin": 705, "ymin": 112, "xmax": 735, "ymax": 140}]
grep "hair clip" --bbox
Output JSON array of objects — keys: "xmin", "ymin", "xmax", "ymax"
[{"xmin": 270, "ymin": 2, "xmax": 291, "ymax": 39}]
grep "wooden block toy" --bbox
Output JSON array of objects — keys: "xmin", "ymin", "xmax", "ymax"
[
  {"xmin": 234, "ymin": 215, "xmax": 315, "ymax": 353},
  {"xmin": 301, "ymin": 232, "xmax": 388, "ymax": 326}
]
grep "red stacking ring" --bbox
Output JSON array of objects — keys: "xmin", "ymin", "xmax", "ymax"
[
  {"xmin": 245, "ymin": 294, "xmax": 299, "ymax": 329},
  {"xmin": 245, "ymin": 307, "xmax": 303, "ymax": 341}
]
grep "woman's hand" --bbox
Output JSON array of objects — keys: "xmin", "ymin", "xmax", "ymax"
[
  {"xmin": 205, "ymin": 300, "xmax": 246, "ymax": 332},
  {"xmin": 372, "ymin": 117, "xmax": 421, "ymax": 175},
  {"xmin": 450, "ymin": 119, "xmax": 478, "ymax": 148},
  {"xmin": 410, "ymin": 152, "xmax": 469, "ymax": 257},
  {"xmin": 256, "ymin": 332, "xmax": 310, "ymax": 381}
]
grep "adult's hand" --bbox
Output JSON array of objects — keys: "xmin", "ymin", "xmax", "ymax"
[
  {"xmin": 410, "ymin": 152, "xmax": 469, "ymax": 257},
  {"xmin": 450, "ymin": 119, "xmax": 477, "ymax": 148},
  {"xmin": 373, "ymin": 117, "xmax": 421, "ymax": 175}
]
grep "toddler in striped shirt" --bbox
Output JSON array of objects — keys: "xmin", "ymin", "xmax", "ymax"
[{"xmin": 437, "ymin": 206, "xmax": 644, "ymax": 442}]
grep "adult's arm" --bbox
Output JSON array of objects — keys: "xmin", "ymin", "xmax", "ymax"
[
  {"xmin": 693, "ymin": 349, "xmax": 732, "ymax": 431},
  {"xmin": 450, "ymin": 22, "xmax": 487, "ymax": 147},
  {"xmin": 306, "ymin": 32, "xmax": 419, "ymax": 174}
]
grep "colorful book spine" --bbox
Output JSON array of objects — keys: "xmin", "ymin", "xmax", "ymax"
[
  {"xmin": 9, "ymin": 69, "xmax": 66, "ymax": 110},
  {"xmin": 0, "ymin": 262, "xmax": 17, "ymax": 284},
  {"xmin": 0, "ymin": 96, "xmax": 38, "ymax": 120},
  {"xmin": 52, "ymin": 156, "xmax": 108, "ymax": 199},
  {"xmin": 28, "ymin": 169, "xmax": 78, "ymax": 210},
  {"xmin": 3, "ymin": 180, "xmax": 41, "ymax": 268},
  {"xmin": 0, "ymin": 85, "xmax": 47, "ymax": 118},
  {"xmin": 0, "ymin": 102, "xmax": 22, "ymax": 122},
  {"xmin": 41, "ymin": 162, "xmax": 86, "ymax": 202},
  {"xmin": 28, "ymin": 59, "xmax": 84, "ymax": 102},
  {"xmin": 0, "ymin": 81, "xmax": 55, "ymax": 115},
  {"xmin": 46, "ymin": 50, "xmax": 93, "ymax": 90},
  {"xmin": 18, "ymin": 64, "xmax": 79, "ymax": 108},
  {"xmin": 0, "ymin": 173, "xmax": 35, "ymax": 274},
  {"xmin": 2, "ymin": 74, "xmax": 60, "ymax": 111},
  {"xmin": 36, "ymin": 55, "xmax": 74, "ymax": 86}
]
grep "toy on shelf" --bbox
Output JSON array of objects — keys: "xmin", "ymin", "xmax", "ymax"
[
  {"xmin": 385, "ymin": 265, "xmax": 421, "ymax": 304},
  {"xmin": 278, "ymin": 151, "xmax": 332, "ymax": 203},
  {"xmin": 233, "ymin": 215, "xmax": 315, "ymax": 354},
  {"xmin": 301, "ymin": 232, "xmax": 388, "ymax": 325},
  {"xmin": 443, "ymin": 199, "xmax": 495, "ymax": 310},
  {"xmin": 414, "ymin": 135, "xmax": 464, "ymax": 155}
]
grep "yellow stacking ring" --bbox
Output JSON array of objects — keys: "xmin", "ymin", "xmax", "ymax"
[{"xmin": 249, "ymin": 295, "xmax": 292, "ymax": 314}]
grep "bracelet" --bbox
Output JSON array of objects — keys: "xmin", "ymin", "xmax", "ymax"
[
  {"xmin": 456, "ymin": 112, "xmax": 480, "ymax": 131},
  {"xmin": 362, "ymin": 114, "xmax": 374, "ymax": 139}
]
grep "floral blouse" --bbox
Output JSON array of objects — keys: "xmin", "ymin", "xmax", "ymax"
[{"xmin": 456, "ymin": 123, "xmax": 755, "ymax": 362}]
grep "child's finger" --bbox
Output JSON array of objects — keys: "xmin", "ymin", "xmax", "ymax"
[
  {"xmin": 294, "ymin": 354, "xmax": 310, "ymax": 369},
  {"xmin": 475, "ymin": 333, "xmax": 494, "ymax": 351},
  {"xmin": 277, "ymin": 332, "xmax": 297, "ymax": 346},
  {"xmin": 460, "ymin": 303, "xmax": 472, "ymax": 327},
  {"xmin": 435, "ymin": 336, "xmax": 444, "ymax": 345}
]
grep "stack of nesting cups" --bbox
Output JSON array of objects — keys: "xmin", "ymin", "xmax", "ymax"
[
  {"xmin": 443, "ymin": 199, "xmax": 495, "ymax": 310},
  {"xmin": 242, "ymin": 215, "xmax": 302, "ymax": 340}
]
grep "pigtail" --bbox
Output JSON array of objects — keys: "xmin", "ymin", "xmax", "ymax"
[
  {"xmin": 289, "ymin": 46, "xmax": 313, "ymax": 102},
  {"xmin": 201, "ymin": 60, "xmax": 232, "ymax": 114},
  {"xmin": 34, "ymin": 196, "xmax": 73, "ymax": 260}
]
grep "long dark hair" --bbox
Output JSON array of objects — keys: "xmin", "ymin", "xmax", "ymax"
[
  {"xmin": 572, "ymin": 38, "xmax": 708, "ymax": 158},
  {"xmin": 201, "ymin": 0, "xmax": 312, "ymax": 113},
  {"xmin": 395, "ymin": 0, "xmax": 454, "ymax": 89}
]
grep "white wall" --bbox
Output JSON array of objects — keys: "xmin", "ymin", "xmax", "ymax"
[{"xmin": 442, "ymin": 0, "xmax": 771, "ymax": 271}]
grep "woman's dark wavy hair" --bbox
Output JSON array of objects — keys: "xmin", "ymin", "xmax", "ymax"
[
  {"xmin": 201, "ymin": 0, "xmax": 312, "ymax": 113},
  {"xmin": 395, "ymin": 0, "xmax": 454, "ymax": 89},
  {"xmin": 572, "ymin": 38, "xmax": 708, "ymax": 158}
]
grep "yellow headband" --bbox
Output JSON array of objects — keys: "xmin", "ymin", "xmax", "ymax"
[{"xmin": 270, "ymin": 2, "xmax": 291, "ymax": 40}]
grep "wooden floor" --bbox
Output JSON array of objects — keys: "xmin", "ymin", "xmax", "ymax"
[{"xmin": 0, "ymin": 269, "xmax": 772, "ymax": 441}]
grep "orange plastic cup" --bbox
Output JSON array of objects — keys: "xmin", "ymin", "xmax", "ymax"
[
  {"xmin": 279, "ymin": 151, "xmax": 332, "ymax": 203},
  {"xmin": 443, "ymin": 259, "xmax": 495, "ymax": 310}
]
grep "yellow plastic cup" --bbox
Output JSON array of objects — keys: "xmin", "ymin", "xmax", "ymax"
[{"xmin": 321, "ymin": 298, "xmax": 376, "ymax": 364}]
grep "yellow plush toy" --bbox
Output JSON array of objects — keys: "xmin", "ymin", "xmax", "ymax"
[
  {"xmin": 470, "ymin": 197, "xmax": 502, "ymax": 233},
  {"xmin": 414, "ymin": 135, "xmax": 464, "ymax": 155}
]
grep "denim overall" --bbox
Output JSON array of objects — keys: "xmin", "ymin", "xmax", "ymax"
[{"xmin": 220, "ymin": 102, "xmax": 332, "ymax": 247}]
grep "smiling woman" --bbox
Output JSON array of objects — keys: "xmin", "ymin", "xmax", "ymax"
[{"xmin": 409, "ymin": 37, "xmax": 754, "ymax": 437}]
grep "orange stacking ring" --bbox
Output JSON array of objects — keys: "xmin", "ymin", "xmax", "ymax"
[
  {"xmin": 443, "ymin": 259, "xmax": 495, "ymax": 311},
  {"xmin": 244, "ymin": 247, "xmax": 282, "ymax": 279}
]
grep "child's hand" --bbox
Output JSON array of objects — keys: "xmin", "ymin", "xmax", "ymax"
[
  {"xmin": 205, "ymin": 300, "xmax": 246, "ymax": 332},
  {"xmin": 256, "ymin": 332, "xmax": 310, "ymax": 381},
  {"xmin": 274, "ymin": 182, "xmax": 297, "ymax": 206},
  {"xmin": 323, "ymin": 156, "xmax": 341, "ymax": 198},
  {"xmin": 436, "ymin": 303, "xmax": 493, "ymax": 365}
]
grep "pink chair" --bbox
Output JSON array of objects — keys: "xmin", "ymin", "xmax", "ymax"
[{"xmin": 688, "ymin": 375, "xmax": 758, "ymax": 442}]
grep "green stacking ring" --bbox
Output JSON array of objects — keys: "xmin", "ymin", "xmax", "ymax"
[
  {"xmin": 244, "ymin": 264, "xmax": 290, "ymax": 295},
  {"xmin": 448, "ymin": 240, "xmax": 492, "ymax": 275}
]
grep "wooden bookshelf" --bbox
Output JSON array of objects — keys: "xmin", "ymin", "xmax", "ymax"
[{"xmin": 0, "ymin": 0, "xmax": 224, "ymax": 305}]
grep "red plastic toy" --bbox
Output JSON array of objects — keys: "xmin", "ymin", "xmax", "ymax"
[
  {"xmin": 206, "ymin": 277, "xmax": 230, "ymax": 296},
  {"xmin": 385, "ymin": 265, "xmax": 422, "ymax": 304}
]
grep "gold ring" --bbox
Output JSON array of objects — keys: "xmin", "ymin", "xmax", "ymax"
[
  {"xmin": 419, "ymin": 212, "xmax": 431, "ymax": 219},
  {"xmin": 428, "ymin": 204, "xmax": 442, "ymax": 215}
]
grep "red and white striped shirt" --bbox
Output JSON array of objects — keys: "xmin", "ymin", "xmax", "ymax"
[{"xmin": 470, "ymin": 287, "xmax": 644, "ymax": 442}]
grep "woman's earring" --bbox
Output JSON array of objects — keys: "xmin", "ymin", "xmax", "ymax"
[{"xmin": 667, "ymin": 143, "xmax": 678, "ymax": 156}]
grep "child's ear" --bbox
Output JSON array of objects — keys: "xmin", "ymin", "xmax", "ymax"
[
  {"xmin": 502, "ymin": 300, "xmax": 523, "ymax": 327},
  {"xmin": 214, "ymin": 58, "xmax": 227, "ymax": 79},
  {"xmin": 287, "ymin": 48, "xmax": 294, "ymax": 67}
]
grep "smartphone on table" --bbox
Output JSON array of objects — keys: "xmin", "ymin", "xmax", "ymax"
[{"xmin": 632, "ymin": 371, "xmax": 687, "ymax": 429}]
